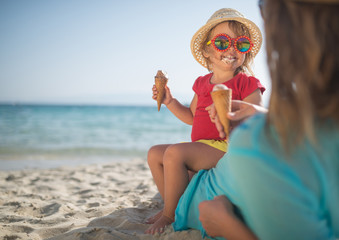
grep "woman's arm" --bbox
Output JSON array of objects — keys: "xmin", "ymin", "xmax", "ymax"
[{"xmin": 206, "ymin": 100, "xmax": 268, "ymax": 138}]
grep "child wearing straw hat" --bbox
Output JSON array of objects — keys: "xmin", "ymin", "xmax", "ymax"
[{"xmin": 146, "ymin": 8, "xmax": 265, "ymax": 234}]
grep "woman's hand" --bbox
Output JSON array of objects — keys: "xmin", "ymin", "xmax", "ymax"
[
  {"xmin": 199, "ymin": 195, "xmax": 258, "ymax": 240},
  {"xmin": 152, "ymin": 84, "xmax": 174, "ymax": 106},
  {"xmin": 199, "ymin": 196, "xmax": 235, "ymax": 238},
  {"xmin": 206, "ymin": 100, "xmax": 268, "ymax": 138}
]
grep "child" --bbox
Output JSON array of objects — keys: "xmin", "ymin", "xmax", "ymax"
[{"xmin": 145, "ymin": 8, "xmax": 265, "ymax": 234}]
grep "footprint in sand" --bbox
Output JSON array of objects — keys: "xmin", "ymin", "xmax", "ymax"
[
  {"xmin": 9, "ymin": 224, "xmax": 35, "ymax": 234},
  {"xmin": 41, "ymin": 203, "xmax": 61, "ymax": 217}
]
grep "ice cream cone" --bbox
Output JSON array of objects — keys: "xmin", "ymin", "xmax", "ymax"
[
  {"xmin": 154, "ymin": 70, "xmax": 168, "ymax": 111},
  {"xmin": 211, "ymin": 85, "xmax": 232, "ymax": 138}
]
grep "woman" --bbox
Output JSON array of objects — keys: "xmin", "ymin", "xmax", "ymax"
[{"xmin": 173, "ymin": 0, "xmax": 339, "ymax": 239}]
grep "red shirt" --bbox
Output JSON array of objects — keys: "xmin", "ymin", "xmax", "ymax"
[{"xmin": 191, "ymin": 73, "xmax": 265, "ymax": 142}]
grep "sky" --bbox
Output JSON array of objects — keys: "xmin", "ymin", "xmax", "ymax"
[{"xmin": 0, "ymin": 0, "xmax": 271, "ymax": 106}]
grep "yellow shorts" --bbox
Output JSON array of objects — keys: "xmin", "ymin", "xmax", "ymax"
[{"xmin": 196, "ymin": 139, "xmax": 228, "ymax": 152}]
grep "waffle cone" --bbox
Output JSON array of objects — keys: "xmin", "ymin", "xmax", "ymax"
[
  {"xmin": 154, "ymin": 70, "xmax": 168, "ymax": 111},
  {"xmin": 211, "ymin": 89, "xmax": 232, "ymax": 137}
]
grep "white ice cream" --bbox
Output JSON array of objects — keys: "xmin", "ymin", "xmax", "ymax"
[
  {"xmin": 212, "ymin": 84, "xmax": 228, "ymax": 92},
  {"xmin": 221, "ymin": 55, "xmax": 236, "ymax": 64}
]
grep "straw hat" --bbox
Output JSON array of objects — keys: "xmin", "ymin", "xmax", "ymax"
[{"xmin": 191, "ymin": 8, "xmax": 263, "ymax": 68}]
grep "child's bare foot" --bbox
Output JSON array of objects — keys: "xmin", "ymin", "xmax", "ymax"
[
  {"xmin": 145, "ymin": 209, "xmax": 163, "ymax": 224},
  {"xmin": 144, "ymin": 215, "xmax": 174, "ymax": 235}
]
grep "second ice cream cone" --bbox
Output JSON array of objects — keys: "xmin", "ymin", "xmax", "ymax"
[
  {"xmin": 154, "ymin": 70, "xmax": 168, "ymax": 111},
  {"xmin": 211, "ymin": 85, "xmax": 232, "ymax": 138}
]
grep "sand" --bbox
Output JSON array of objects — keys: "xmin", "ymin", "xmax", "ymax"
[{"xmin": 0, "ymin": 158, "xmax": 203, "ymax": 240}]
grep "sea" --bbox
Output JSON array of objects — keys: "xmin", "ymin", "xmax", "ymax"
[{"xmin": 0, "ymin": 104, "xmax": 191, "ymax": 171}]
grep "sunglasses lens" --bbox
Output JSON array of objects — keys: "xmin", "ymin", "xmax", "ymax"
[
  {"xmin": 236, "ymin": 37, "xmax": 251, "ymax": 53},
  {"xmin": 214, "ymin": 35, "xmax": 230, "ymax": 50}
]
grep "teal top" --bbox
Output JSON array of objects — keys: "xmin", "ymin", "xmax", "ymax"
[{"xmin": 173, "ymin": 114, "xmax": 339, "ymax": 240}]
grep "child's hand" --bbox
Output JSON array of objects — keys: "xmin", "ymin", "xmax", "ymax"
[
  {"xmin": 205, "ymin": 104, "xmax": 217, "ymax": 123},
  {"xmin": 206, "ymin": 104, "xmax": 226, "ymax": 139},
  {"xmin": 152, "ymin": 84, "xmax": 174, "ymax": 106}
]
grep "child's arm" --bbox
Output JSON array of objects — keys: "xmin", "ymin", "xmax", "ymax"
[
  {"xmin": 242, "ymin": 89, "xmax": 263, "ymax": 106},
  {"xmin": 199, "ymin": 195, "xmax": 258, "ymax": 240},
  {"xmin": 166, "ymin": 91, "xmax": 197, "ymax": 125},
  {"xmin": 152, "ymin": 84, "xmax": 196, "ymax": 125}
]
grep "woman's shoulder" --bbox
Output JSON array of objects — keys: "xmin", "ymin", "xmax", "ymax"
[
  {"xmin": 227, "ymin": 114, "xmax": 271, "ymax": 160},
  {"xmin": 230, "ymin": 113, "xmax": 267, "ymax": 142},
  {"xmin": 228, "ymin": 113, "xmax": 288, "ymax": 166},
  {"xmin": 229, "ymin": 114, "xmax": 339, "ymax": 173},
  {"xmin": 230, "ymin": 114, "xmax": 339, "ymax": 153}
]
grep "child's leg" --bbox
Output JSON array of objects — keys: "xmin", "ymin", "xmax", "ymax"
[
  {"xmin": 147, "ymin": 144, "xmax": 172, "ymax": 199},
  {"xmin": 163, "ymin": 142, "xmax": 224, "ymax": 218},
  {"xmin": 188, "ymin": 170, "xmax": 196, "ymax": 180},
  {"xmin": 145, "ymin": 142, "xmax": 224, "ymax": 234},
  {"xmin": 146, "ymin": 144, "xmax": 196, "ymax": 224},
  {"xmin": 145, "ymin": 144, "xmax": 171, "ymax": 224}
]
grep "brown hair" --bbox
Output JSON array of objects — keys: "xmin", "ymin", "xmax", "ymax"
[
  {"xmin": 264, "ymin": 0, "xmax": 339, "ymax": 149},
  {"xmin": 200, "ymin": 20, "xmax": 255, "ymax": 76}
]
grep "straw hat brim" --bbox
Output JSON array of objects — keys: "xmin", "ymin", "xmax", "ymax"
[{"xmin": 191, "ymin": 11, "xmax": 263, "ymax": 68}]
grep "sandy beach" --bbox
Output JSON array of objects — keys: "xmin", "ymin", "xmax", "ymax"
[{"xmin": 0, "ymin": 158, "xmax": 203, "ymax": 240}]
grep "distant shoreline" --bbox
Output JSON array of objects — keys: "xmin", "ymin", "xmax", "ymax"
[
  {"xmin": 0, "ymin": 102, "xmax": 192, "ymax": 108},
  {"xmin": 0, "ymin": 102, "xmax": 154, "ymax": 107}
]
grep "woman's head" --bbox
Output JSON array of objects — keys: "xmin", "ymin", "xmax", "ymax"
[
  {"xmin": 262, "ymin": 0, "xmax": 339, "ymax": 147},
  {"xmin": 191, "ymin": 8, "xmax": 262, "ymax": 75}
]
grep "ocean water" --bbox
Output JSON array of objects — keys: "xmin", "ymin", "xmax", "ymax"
[{"xmin": 0, "ymin": 104, "xmax": 191, "ymax": 170}]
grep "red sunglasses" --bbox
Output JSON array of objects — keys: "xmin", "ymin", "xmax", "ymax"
[{"xmin": 207, "ymin": 34, "xmax": 253, "ymax": 54}]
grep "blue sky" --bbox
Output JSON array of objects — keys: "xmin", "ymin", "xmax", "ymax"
[{"xmin": 0, "ymin": 0, "xmax": 271, "ymax": 106}]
